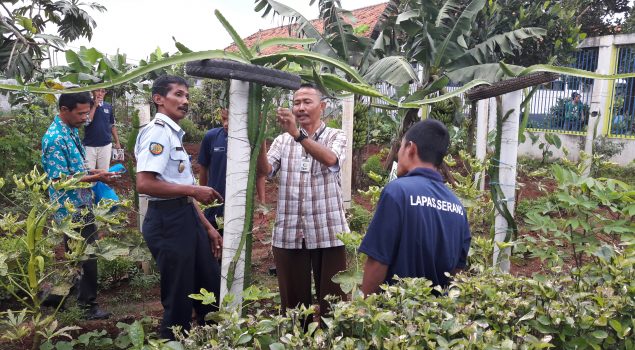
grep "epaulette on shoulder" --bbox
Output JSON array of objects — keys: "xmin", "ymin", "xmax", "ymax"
[{"xmin": 154, "ymin": 119, "xmax": 165, "ymax": 127}]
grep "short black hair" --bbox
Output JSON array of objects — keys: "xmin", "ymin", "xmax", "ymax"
[
  {"xmin": 297, "ymin": 82, "xmax": 324, "ymax": 99},
  {"xmin": 404, "ymin": 119, "xmax": 450, "ymax": 166},
  {"xmin": 571, "ymin": 91, "xmax": 580, "ymax": 99},
  {"xmin": 152, "ymin": 75, "xmax": 188, "ymax": 97},
  {"xmin": 59, "ymin": 92, "xmax": 92, "ymax": 111},
  {"xmin": 152, "ymin": 75, "xmax": 188, "ymax": 108}
]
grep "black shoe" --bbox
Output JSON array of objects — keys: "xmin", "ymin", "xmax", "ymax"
[{"xmin": 84, "ymin": 307, "xmax": 112, "ymax": 320}]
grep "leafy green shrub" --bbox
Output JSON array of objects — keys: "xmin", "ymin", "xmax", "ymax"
[
  {"xmin": 176, "ymin": 240, "xmax": 635, "ymax": 349},
  {"xmin": 180, "ymin": 118, "xmax": 206, "ymax": 143},
  {"xmin": 0, "ymin": 168, "xmax": 132, "ymax": 348},
  {"xmin": 361, "ymin": 154, "xmax": 388, "ymax": 179},
  {"xmin": 97, "ymin": 256, "xmax": 138, "ymax": 290},
  {"xmin": 595, "ymin": 162, "xmax": 635, "ymax": 187},
  {"xmin": 592, "ymin": 136, "xmax": 625, "ymax": 162},
  {"xmin": 346, "ymin": 204, "xmax": 372, "ymax": 233},
  {"xmin": 0, "ymin": 106, "xmax": 52, "ymax": 182},
  {"xmin": 56, "ymin": 306, "xmax": 86, "ymax": 326},
  {"xmin": 367, "ymin": 110, "xmax": 397, "ymax": 146},
  {"xmin": 130, "ymin": 270, "xmax": 160, "ymax": 291},
  {"xmin": 519, "ymin": 163, "xmax": 635, "ymax": 269}
]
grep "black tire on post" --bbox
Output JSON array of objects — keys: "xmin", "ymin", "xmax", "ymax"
[{"xmin": 186, "ymin": 59, "xmax": 301, "ymax": 90}]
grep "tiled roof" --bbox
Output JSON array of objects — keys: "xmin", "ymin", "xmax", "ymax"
[{"xmin": 226, "ymin": 3, "xmax": 388, "ymax": 55}]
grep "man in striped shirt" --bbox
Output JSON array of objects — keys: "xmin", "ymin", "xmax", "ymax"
[{"xmin": 257, "ymin": 83, "xmax": 349, "ymax": 316}]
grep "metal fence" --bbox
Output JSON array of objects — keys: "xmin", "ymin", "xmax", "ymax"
[
  {"xmin": 526, "ymin": 47, "xmax": 598, "ymax": 134},
  {"xmin": 608, "ymin": 45, "xmax": 635, "ymax": 138}
]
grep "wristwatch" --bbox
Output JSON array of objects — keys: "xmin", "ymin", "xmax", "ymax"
[{"xmin": 294, "ymin": 129, "xmax": 308, "ymax": 143}]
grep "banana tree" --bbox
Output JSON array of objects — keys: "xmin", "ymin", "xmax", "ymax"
[{"xmin": 366, "ymin": 0, "xmax": 548, "ymax": 166}]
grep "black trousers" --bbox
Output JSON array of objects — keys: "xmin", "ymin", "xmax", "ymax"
[
  {"xmin": 143, "ymin": 201, "xmax": 221, "ymax": 340},
  {"xmin": 64, "ymin": 212, "xmax": 98, "ymax": 308}
]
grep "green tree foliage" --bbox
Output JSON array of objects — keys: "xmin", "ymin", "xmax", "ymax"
[
  {"xmin": 0, "ymin": 104, "xmax": 52, "ymax": 182},
  {"xmin": 471, "ymin": 0, "xmax": 586, "ymax": 67},
  {"xmin": 0, "ymin": 0, "xmax": 106, "ymax": 81},
  {"xmin": 578, "ymin": 0, "xmax": 630, "ymax": 36}
]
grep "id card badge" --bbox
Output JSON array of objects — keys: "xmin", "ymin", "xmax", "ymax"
[{"xmin": 300, "ymin": 157, "xmax": 311, "ymax": 173}]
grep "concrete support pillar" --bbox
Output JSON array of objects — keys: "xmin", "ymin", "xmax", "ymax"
[
  {"xmin": 136, "ymin": 102, "xmax": 152, "ymax": 243},
  {"xmin": 135, "ymin": 103, "xmax": 152, "ymax": 127},
  {"xmin": 492, "ymin": 91, "xmax": 521, "ymax": 273},
  {"xmin": 487, "ymin": 97, "xmax": 497, "ymax": 135},
  {"xmin": 589, "ymin": 36, "xmax": 616, "ymax": 137},
  {"xmin": 220, "ymin": 79, "xmax": 251, "ymax": 310},
  {"xmin": 341, "ymin": 94, "xmax": 354, "ymax": 209},
  {"xmin": 474, "ymin": 98, "xmax": 490, "ymax": 191}
]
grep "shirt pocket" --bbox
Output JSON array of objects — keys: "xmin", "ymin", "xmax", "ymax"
[
  {"xmin": 312, "ymin": 158, "xmax": 331, "ymax": 176},
  {"xmin": 168, "ymin": 148, "xmax": 189, "ymax": 179}
]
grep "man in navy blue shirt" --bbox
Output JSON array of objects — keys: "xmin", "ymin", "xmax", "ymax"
[
  {"xmin": 359, "ymin": 119, "xmax": 471, "ymax": 296},
  {"xmin": 84, "ymin": 88, "xmax": 120, "ymax": 170},
  {"xmin": 198, "ymin": 109, "xmax": 228, "ymax": 229}
]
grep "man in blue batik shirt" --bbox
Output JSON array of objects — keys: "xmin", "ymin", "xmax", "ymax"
[
  {"xmin": 198, "ymin": 109, "xmax": 228, "ymax": 231},
  {"xmin": 42, "ymin": 92, "xmax": 115, "ymax": 319},
  {"xmin": 359, "ymin": 119, "xmax": 471, "ymax": 296}
]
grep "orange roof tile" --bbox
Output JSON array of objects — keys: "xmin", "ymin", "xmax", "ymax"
[{"xmin": 226, "ymin": 3, "xmax": 388, "ymax": 55}]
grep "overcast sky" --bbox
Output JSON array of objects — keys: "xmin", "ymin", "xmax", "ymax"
[{"xmin": 65, "ymin": 0, "xmax": 387, "ymax": 64}]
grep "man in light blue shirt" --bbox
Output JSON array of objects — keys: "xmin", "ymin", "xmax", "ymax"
[{"xmin": 135, "ymin": 75, "xmax": 223, "ymax": 340}]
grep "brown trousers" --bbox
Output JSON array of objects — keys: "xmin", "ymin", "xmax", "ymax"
[{"xmin": 273, "ymin": 244, "xmax": 347, "ymax": 315}]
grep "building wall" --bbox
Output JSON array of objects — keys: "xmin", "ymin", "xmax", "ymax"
[{"xmin": 518, "ymin": 130, "xmax": 634, "ymax": 165}]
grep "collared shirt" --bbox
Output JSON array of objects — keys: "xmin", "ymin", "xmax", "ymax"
[
  {"xmin": 198, "ymin": 127, "xmax": 227, "ymax": 218},
  {"xmin": 359, "ymin": 167, "xmax": 471, "ymax": 288},
  {"xmin": 267, "ymin": 123, "xmax": 349, "ymax": 249},
  {"xmin": 41, "ymin": 115, "xmax": 93, "ymax": 219},
  {"xmin": 84, "ymin": 102, "xmax": 115, "ymax": 147},
  {"xmin": 135, "ymin": 113, "xmax": 195, "ymax": 201}
]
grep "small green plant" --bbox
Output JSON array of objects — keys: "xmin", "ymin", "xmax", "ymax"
[
  {"xmin": 362, "ymin": 154, "xmax": 388, "ymax": 179},
  {"xmin": 97, "ymin": 256, "xmax": 138, "ymax": 290},
  {"xmin": 346, "ymin": 204, "xmax": 372, "ymax": 233},
  {"xmin": 528, "ymin": 132, "xmax": 563, "ymax": 164},
  {"xmin": 56, "ymin": 305, "xmax": 86, "ymax": 327},
  {"xmin": 44, "ymin": 318, "xmax": 176, "ymax": 350}
]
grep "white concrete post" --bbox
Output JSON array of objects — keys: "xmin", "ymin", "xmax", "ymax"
[
  {"xmin": 588, "ymin": 36, "xmax": 615, "ymax": 137},
  {"xmin": 135, "ymin": 103, "xmax": 152, "ymax": 127},
  {"xmin": 474, "ymin": 98, "xmax": 490, "ymax": 191},
  {"xmin": 487, "ymin": 97, "xmax": 497, "ymax": 135},
  {"xmin": 492, "ymin": 91, "xmax": 521, "ymax": 273},
  {"xmin": 220, "ymin": 79, "xmax": 251, "ymax": 310},
  {"xmin": 136, "ymin": 102, "xmax": 152, "ymax": 235},
  {"xmin": 341, "ymin": 94, "xmax": 354, "ymax": 209}
]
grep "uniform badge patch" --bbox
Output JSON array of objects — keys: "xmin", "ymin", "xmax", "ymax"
[{"xmin": 149, "ymin": 142, "xmax": 164, "ymax": 155}]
